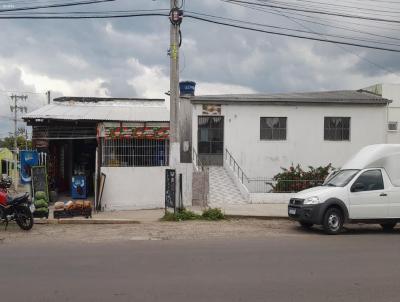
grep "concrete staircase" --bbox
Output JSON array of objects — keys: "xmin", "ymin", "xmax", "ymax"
[{"xmin": 208, "ymin": 166, "xmax": 247, "ymax": 207}]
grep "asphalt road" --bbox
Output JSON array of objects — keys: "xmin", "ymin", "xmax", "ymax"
[{"xmin": 1, "ymin": 231, "xmax": 400, "ymax": 302}]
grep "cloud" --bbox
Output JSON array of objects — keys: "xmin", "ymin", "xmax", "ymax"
[{"xmin": 0, "ymin": 0, "xmax": 398, "ymax": 136}]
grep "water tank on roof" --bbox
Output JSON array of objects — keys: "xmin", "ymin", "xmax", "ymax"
[{"xmin": 179, "ymin": 81, "xmax": 196, "ymax": 96}]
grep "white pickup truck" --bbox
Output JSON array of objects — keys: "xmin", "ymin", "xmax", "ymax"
[{"xmin": 288, "ymin": 144, "xmax": 400, "ymax": 234}]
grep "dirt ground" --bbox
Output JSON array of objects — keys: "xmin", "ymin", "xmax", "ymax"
[
  {"xmin": 0, "ymin": 219, "xmax": 397, "ymax": 245},
  {"xmin": 0, "ymin": 219, "xmax": 305, "ymax": 244}
]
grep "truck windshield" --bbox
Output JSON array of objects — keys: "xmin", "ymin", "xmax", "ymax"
[{"xmin": 324, "ymin": 169, "xmax": 359, "ymax": 187}]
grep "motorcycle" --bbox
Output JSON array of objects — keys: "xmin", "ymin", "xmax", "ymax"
[{"xmin": 0, "ymin": 178, "xmax": 34, "ymax": 231}]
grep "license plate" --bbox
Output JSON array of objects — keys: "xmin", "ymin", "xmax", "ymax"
[{"xmin": 288, "ymin": 208, "xmax": 296, "ymax": 215}]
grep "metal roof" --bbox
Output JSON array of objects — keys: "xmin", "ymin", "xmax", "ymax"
[
  {"xmin": 191, "ymin": 90, "xmax": 391, "ymax": 105},
  {"xmin": 23, "ymin": 99, "xmax": 170, "ymax": 122}
]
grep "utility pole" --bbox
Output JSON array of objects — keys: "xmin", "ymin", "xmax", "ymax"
[
  {"xmin": 10, "ymin": 94, "xmax": 28, "ymax": 189},
  {"xmin": 169, "ymin": 0, "xmax": 182, "ymax": 146},
  {"xmin": 169, "ymin": 1, "xmax": 184, "ymax": 210}
]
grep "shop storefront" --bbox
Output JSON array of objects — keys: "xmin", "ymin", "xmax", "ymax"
[{"xmin": 23, "ymin": 97, "xmax": 170, "ymax": 211}]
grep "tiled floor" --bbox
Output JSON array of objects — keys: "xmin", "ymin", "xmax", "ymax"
[{"xmin": 208, "ymin": 166, "xmax": 247, "ymax": 207}]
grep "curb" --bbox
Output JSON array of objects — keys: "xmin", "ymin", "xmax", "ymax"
[
  {"xmin": 34, "ymin": 219, "xmax": 140, "ymax": 225},
  {"xmin": 225, "ymin": 215, "xmax": 289, "ymax": 220}
]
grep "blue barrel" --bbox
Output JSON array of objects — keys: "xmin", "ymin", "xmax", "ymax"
[{"xmin": 179, "ymin": 81, "xmax": 196, "ymax": 96}]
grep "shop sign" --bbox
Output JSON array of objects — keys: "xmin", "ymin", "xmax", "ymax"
[
  {"xmin": 103, "ymin": 126, "xmax": 170, "ymax": 140},
  {"xmin": 165, "ymin": 169, "xmax": 176, "ymax": 210}
]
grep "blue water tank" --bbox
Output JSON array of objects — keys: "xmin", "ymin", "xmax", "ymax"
[{"xmin": 179, "ymin": 81, "xmax": 196, "ymax": 96}]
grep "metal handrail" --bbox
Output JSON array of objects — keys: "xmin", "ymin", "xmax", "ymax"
[
  {"xmin": 192, "ymin": 148, "xmax": 207, "ymax": 172},
  {"xmin": 225, "ymin": 148, "xmax": 250, "ymax": 185}
]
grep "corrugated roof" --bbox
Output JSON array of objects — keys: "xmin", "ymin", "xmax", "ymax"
[
  {"xmin": 23, "ymin": 100, "xmax": 170, "ymax": 122},
  {"xmin": 191, "ymin": 90, "xmax": 391, "ymax": 105}
]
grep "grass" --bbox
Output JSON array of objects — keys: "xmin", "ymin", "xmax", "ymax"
[{"xmin": 161, "ymin": 208, "xmax": 225, "ymax": 222}]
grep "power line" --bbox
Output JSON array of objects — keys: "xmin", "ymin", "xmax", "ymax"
[
  {"xmin": 0, "ymin": 9, "xmax": 399, "ymax": 52},
  {"xmin": 266, "ymin": 6, "xmax": 400, "ymax": 78},
  {"xmin": 223, "ymin": 0, "xmax": 400, "ymax": 24},
  {"xmin": 185, "ymin": 15, "xmax": 400, "ymax": 53},
  {"xmin": 187, "ymin": 11, "xmax": 400, "ymax": 48},
  {"xmin": 0, "ymin": 0, "xmax": 115, "ymax": 13}
]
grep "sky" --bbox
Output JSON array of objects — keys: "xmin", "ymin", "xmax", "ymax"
[{"xmin": 1, "ymin": 0, "xmax": 400, "ymax": 137}]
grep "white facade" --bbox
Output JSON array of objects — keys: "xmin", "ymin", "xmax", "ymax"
[
  {"xmin": 363, "ymin": 83, "xmax": 400, "ymax": 143},
  {"xmin": 192, "ymin": 103, "xmax": 387, "ymax": 179}
]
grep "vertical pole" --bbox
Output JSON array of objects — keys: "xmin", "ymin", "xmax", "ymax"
[
  {"xmin": 12, "ymin": 94, "xmax": 18, "ymax": 191},
  {"xmin": 169, "ymin": 0, "xmax": 181, "ymax": 212},
  {"xmin": 170, "ymin": 0, "xmax": 179, "ymax": 146},
  {"xmin": 47, "ymin": 90, "xmax": 51, "ymax": 105}
]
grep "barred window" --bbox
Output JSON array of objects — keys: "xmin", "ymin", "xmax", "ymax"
[
  {"xmin": 324, "ymin": 117, "xmax": 350, "ymax": 141},
  {"xmin": 102, "ymin": 138, "xmax": 169, "ymax": 167},
  {"xmin": 388, "ymin": 121, "xmax": 398, "ymax": 131},
  {"xmin": 260, "ymin": 117, "xmax": 287, "ymax": 140}
]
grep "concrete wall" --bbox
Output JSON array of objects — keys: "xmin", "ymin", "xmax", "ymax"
[
  {"xmin": 382, "ymin": 84, "xmax": 400, "ymax": 143},
  {"xmin": 100, "ymin": 167, "xmax": 166, "ymax": 210},
  {"xmin": 193, "ymin": 103, "xmax": 387, "ymax": 178},
  {"xmin": 250, "ymin": 193, "xmax": 294, "ymax": 204}
]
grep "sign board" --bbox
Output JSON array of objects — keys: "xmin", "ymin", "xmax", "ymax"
[
  {"xmin": 20, "ymin": 151, "xmax": 39, "ymax": 184},
  {"xmin": 165, "ymin": 169, "xmax": 176, "ymax": 209},
  {"xmin": 31, "ymin": 166, "xmax": 48, "ymax": 201},
  {"xmin": 98, "ymin": 122, "xmax": 170, "ymax": 140}
]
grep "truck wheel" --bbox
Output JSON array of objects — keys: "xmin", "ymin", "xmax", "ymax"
[
  {"xmin": 380, "ymin": 223, "xmax": 396, "ymax": 232},
  {"xmin": 299, "ymin": 222, "xmax": 313, "ymax": 229},
  {"xmin": 323, "ymin": 208, "xmax": 343, "ymax": 235}
]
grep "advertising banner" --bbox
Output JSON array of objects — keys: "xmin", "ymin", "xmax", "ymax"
[{"xmin": 20, "ymin": 151, "xmax": 39, "ymax": 184}]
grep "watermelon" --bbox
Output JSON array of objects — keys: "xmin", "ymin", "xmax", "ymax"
[
  {"xmin": 35, "ymin": 207, "xmax": 49, "ymax": 214},
  {"xmin": 34, "ymin": 199, "xmax": 48, "ymax": 208},
  {"xmin": 35, "ymin": 191, "xmax": 47, "ymax": 201}
]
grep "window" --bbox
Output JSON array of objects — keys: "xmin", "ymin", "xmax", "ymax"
[
  {"xmin": 260, "ymin": 117, "xmax": 287, "ymax": 140},
  {"xmin": 324, "ymin": 169, "xmax": 359, "ymax": 187},
  {"xmin": 388, "ymin": 121, "xmax": 398, "ymax": 131},
  {"xmin": 351, "ymin": 170, "xmax": 384, "ymax": 192},
  {"xmin": 324, "ymin": 117, "xmax": 350, "ymax": 141},
  {"xmin": 102, "ymin": 138, "xmax": 169, "ymax": 167}
]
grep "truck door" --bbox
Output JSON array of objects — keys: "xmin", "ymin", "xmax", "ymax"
[{"xmin": 348, "ymin": 169, "xmax": 389, "ymax": 219}]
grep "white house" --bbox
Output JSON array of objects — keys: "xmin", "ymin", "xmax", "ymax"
[
  {"xmin": 191, "ymin": 90, "xmax": 391, "ymax": 205},
  {"xmin": 362, "ymin": 83, "xmax": 400, "ymax": 143}
]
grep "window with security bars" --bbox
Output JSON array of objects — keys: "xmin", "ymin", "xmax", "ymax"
[
  {"xmin": 388, "ymin": 121, "xmax": 398, "ymax": 131},
  {"xmin": 324, "ymin": 117, "xmax": 350, "ymax": 141},
  {"xmin": 102, "ymin": 138, "xmax": 169, "ymax": 167},
  {"xmin": 260, "ymin": 117, "xmax": 287, "ymax": 140}
]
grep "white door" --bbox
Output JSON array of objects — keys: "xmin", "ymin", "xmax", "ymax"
[
  {"xmin": 386, "ymin": 186, "xmax": 400, "ymax": 218},
  {"xmin": 348, "ymin": 169, "xmax": 389, "ymax": 219}
]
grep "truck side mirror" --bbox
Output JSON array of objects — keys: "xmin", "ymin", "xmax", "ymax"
[{"xmin": 351, "ymin": 183, "xmax": 365, "ymax": 192}]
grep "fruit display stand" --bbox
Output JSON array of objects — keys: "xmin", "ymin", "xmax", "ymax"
[
  {"xmin": 33, "ymin": 191, "xmax": 49, "ymax": 219},
  {"xmin": 53, "ymin": 200, "xmax": 92, "ymax": 219}
]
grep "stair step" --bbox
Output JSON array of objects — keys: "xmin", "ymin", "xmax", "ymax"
[{"xmin": 208, "ymin": 166, "xmax": 247, "ymax": 206}]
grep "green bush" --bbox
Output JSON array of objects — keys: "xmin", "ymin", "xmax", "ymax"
[
  {"xmin": 161, "ymin": 208, "xmax": 225, "ymax": 222},
  {"xmin": 202, "ymin": 208, "xmax": 225, "ymax": 220},
  {"xmin": 272, "ymin": 164, "xmax": 335, "ymax": 193}
]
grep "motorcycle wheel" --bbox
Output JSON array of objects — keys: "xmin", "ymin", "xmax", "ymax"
[{"xmin": 15, "ymin": 206, "xmax": 34, "ymax": 231}]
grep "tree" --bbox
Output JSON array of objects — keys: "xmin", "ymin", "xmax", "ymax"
[{"xmin": 0, "ymin": 135, "xmax": 32, "ymax": 150}]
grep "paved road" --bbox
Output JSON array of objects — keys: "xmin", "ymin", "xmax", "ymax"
[{"xmin": 1, "ymin": 231, "xmax": 400, "ymax": 302}]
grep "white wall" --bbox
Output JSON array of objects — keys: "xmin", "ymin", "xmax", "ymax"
[
  {"xmin": 100, "ymin": 167, "xmax": 166, "ymax": 210},
  {"xmin": 193, "ymin": 103, "xmax": 387, "ymax": 178},
  {"xmin": 382, "ymin": 83, "xmax": 400, "ymax": 143}
]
